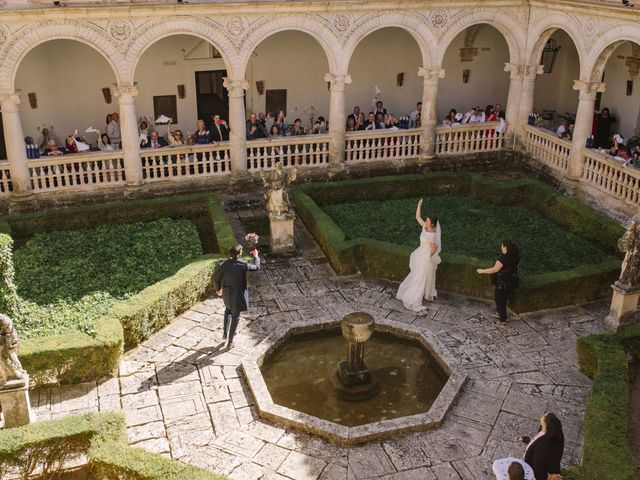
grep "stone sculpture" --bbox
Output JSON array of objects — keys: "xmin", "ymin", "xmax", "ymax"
[
  {"xmin": 259, "ymin": 162, "xmax": 297, "ymax": 216},
  {"xmin": 616, "ymin": 213, "xmax": 640, "ymax": 292},
  {"xmin": 0, "ymin": 313, "xmax": 25, "ymax": 387}
]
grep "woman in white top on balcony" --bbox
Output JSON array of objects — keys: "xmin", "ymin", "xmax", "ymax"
[{"xmin": 396, "ymin": 198, "xmax": 442, "ymax": 312}]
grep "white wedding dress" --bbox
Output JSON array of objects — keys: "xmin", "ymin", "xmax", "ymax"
[{"xmin": 396, "ymin": 224, "xmax": 442, "ymax": 312}]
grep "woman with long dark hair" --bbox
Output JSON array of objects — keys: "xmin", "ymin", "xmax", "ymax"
[
  {"xmin": 477, "ymin": 239, "xmax": 520, "ymax": 322},
  {"xmin": 523, "ymin": 412, "xmax": 565, "ymax": 480}
]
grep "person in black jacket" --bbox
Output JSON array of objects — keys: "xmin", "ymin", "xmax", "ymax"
[
  {"xmin": 522, "ymin": 412, "xmax": 564, "ymax": 480},
  {"xmin": 477, "ymin": 239, "xmax": 520, "ymax": 322},
  {"xmin": 214, "ymin": 244, "xmax": 260, "ymax": 349}
]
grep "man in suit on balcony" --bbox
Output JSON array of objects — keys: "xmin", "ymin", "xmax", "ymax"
[{"xmin": 211, "ymin": 115, "xmax": 229, "ymax": 142}]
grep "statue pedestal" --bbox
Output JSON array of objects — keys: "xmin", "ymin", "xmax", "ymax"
[
  {"xmin": 269, "ymin": 212, "xmax": 295, "ymax": 255},
  {"xmin": 604, "ymin": 283, "xmax": 640, "ymax": 332},
  {"xmin": 0, "ymin": 376, "xmax": 36, "ymax": 428}
]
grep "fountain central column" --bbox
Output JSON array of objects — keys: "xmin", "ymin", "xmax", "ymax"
[{"xmin": 332, "ymin": 312, "xmax": 380, "ymax": 401}]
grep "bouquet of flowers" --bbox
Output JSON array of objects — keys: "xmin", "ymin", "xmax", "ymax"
[{"xmin": 245, "ymin": 232, "xmax": 259, "ymax": 254}]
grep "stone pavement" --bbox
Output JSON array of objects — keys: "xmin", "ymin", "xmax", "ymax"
[{"xmin": 29, "ymin": 213, "xmax": 610, "ymax": 480}]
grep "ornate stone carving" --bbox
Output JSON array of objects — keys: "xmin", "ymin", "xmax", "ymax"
[
  {"xmin": 113, "ymin": 85, "xmax": 139, "ymax": 98},
  {"xmin": 0, "ymin": 27, "xmax": 8, "ymax": 45},
  {"xmin": 226, "ymin": 16, "xmax": 246, "ymax": 37},
  {"xmin": 324, "ymin": 72, "xmax": 352, "ymax": 91},
  {"xmin": 418, "ymin": 67, "xmax": 445, "ymax": 84},
  {"xmin": 223, "ymin": 77, "xmax": 249, "ymax": 97},
  {"xmin": 430, "ymin": 9, "xmax": 449, "ymax": 29},
  {"xmin": 332, "ymin": 13, "xmax": 353, "ymax": 33},
  {"xmin": 583, "ymin": 18, "xmax": 597, "ymax": 38},
  {"xmin": 0, "ymin": 314, "xmax": 26, "ymax": 387},
  {"xmin": 504, "ymin": 63, "xmax": 544, "ymax": 80},
  {"xmin": 109, "ymin": 20, "xmax": 132, "ymax": 41},
  {"xmin": 573, "ymin": 79, "xmax": 606, "ymax": 100},
  {"xmin": 616, "ymin": 213, "xmax": 640, "ymax": 292},
  {"xmin": 260, "ymin": 162, "xmax": 296, "ymax": 217}
]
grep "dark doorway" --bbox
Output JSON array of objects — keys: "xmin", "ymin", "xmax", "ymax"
[
  {"xmin": 0, "ymin": 113, "xmax": 6, "ymax": 160},
  {"xmin": 195, "ymin": 70, "xmax": 229, "ymax": 129},
  {"xmin": 266, "ymin": 89, "xmax": 287, "ymax": 118}
]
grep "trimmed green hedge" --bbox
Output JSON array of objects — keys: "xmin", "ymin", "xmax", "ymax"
[
  {"xmin": 0, "ymin": 412, "xmax": 228, "ymax": 480},
  {"xmin": 572, "ymin": 323, "xmax": 640, "ymax": 480},
  {"xmin": 0, "ymin": 233, "xmax": 18, "ymax": 317},
  {"xmin": 90, "ymin": 441, "xmax": 227, "ymax": 480},
  {"xmin": 10, "ymin": 193, "xmax": 235, "ymax": 386},
  {"xmin": 293, "ymin": 173, "xmax": 623, "ymax": 312}
]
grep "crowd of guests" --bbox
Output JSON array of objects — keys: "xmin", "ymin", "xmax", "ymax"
[
  {"xmin": 441, "ymin": 103, "xmax": 506, "ymax": 126},
  {"xmin": 24, "ymin": 98, "xmax": 512, "ymax": 158}
]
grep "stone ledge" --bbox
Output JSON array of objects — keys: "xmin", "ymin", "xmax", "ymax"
[{"xmin": 241, "ymin": 318, "xmax": 466, "ymax": 445}]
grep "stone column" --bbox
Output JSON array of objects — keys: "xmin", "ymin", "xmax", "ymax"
[
  {"xmin": 504, "ymin": 63, "xmax": 544, "ymax": 146},
  {"xmin": 223, "ymin": 77, "xmax": 249, "ymax": 173},
  {"xmin": 325, "ymin": 73, "xmax": 352, "ymax": 168},
  {"xmin": 417, "ymin": 67, "xmax": 445, "ymax": 159},
  {"xmin": 0, "ymin": 93, "xmax": 31, "ymax": 195},
  {"xmin": 114, "ymin": 85, "xmax": 144, "ymax": 186},
  {"xmin": 569, "ymin": 80, "xmax": 606, "ymax": 180}
]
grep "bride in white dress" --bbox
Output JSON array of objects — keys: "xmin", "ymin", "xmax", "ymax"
[{"xmin": 396, "ymin": 198, "xmax": 441, "ymax": 312}]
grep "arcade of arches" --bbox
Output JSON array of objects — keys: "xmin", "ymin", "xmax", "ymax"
[{"xmin": 0, "ymin": 2, "xmax": 638, "ymax": 214}]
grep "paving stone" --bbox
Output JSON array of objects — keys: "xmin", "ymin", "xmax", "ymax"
[
  {"xmin": 319, "ymin": 463, "xmax": 348, "ymax": 480},
  {"xmin": 155, "ymin": 362, "xmax": 201, "ymax": 384},
  {"xmin": 252, "ymin": 442, "xmax": 291, "ymax": 470},
  {"xmin": 97, "ymin": 377, "xmax": 120, "ymax": 397},
  {"xmin": 229, "ymin": 461, "xmax": 264, "ymax": 480},
  {"xmin": 131, "ymin": 436, "xmax": 170, "ymax": 454},
  {"xmin": 125, "ymin": 404, "xmax": 163, "ymax": 427},
  {"xmin": 348, "ymin": 444, "xmax": 395, "ymax": 478},
  {"xmin": 214, "ymin": 430, "xmax": 265, "ymax": 458},
  {"xmin": 429, "ymin": 463, "xmax": 461, "ymax": 480},
  {"xmin": 127, "ymin": 420, "xmax": 166, "ymax": 444},
  {"xmin": 50, "ymin": 383, "xmax": 98, "ymax": 414},
  {"xmin": 121, "ymin": 390, "xmax": 158, "ymax": 410},
  {"xmin": 382, "ymin": 437, "xmax": 430, "ymax": 471},
  {"xmin": 159, "ymin": 391, "xmax": 207, "ymax": 423},
  {"xmin": 278, "ymin": 450, "xmax": 327, "ymax": 480},
  {"xmin": 209, "ymin": 401, "xmax": 240, "ymax": 435},
  {"xmin": 98, "ymin": 395, "xmax": 122, "ymax": 412},
  {"xmin": 381, "ymin": 467, "xmax": 436, "ymax": 480}
]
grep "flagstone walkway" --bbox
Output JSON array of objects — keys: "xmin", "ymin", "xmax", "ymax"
[{"xmin": 29, "ymin": 210, "xmax": 612, "ymax": 480}]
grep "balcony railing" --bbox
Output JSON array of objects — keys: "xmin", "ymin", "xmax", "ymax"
[
  {"xmin": 522, "ymin": 125, "xmax": 571, "ymax": 172},
  {"xmin": 435, "ymin": 122, "xmax": 504, "ymax": 154},
  {"xmin": 0, "ymin": 160, "xmax": 11, "ymax": 194},
  {"xmin": 345, "ymin": 128, "xmax": 421, "ymax": 163},
  {"xmin": 246, "ymin": 134, "xmax": 330, "ymax": 171},
  {"xmin": 29, "ymin": 151, "xmax": 126, "ymax": 192},
  {"xmin": 141, "ymin": 143, "xmax": 231, "ymax": 182},
  {"xmin": 582, "ymin": 149, "xmax": 640, "ymax": 207}
]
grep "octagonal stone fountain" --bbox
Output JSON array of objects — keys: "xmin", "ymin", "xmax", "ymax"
[{"xmin": 242, "ymin": 313, "xmax": 466, "ymax": 444}]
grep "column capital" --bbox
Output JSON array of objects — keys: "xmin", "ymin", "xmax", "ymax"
[
  {"xmin": 0, "ymin": 92, "xmax": 21, "ymax": 106},
  {"xmin": 114, "ymin": 85, "xmax": 139, "ymax": 98},
  {"xmin": 324, "ymin": 73, "xmax": 352, "ymax": 91},
  {"xmin": 504, "ymin": 63, "xmax": 544, "ymax": 80},
  {"xmin": 573, "ymin": 79, "xmax": 606, "ymax": 100},
  {"xmin": 417, "ymin": 67, "xmax": 445, "ymax": 83},
  {"xmin": 223, "ymin": 77, "xmax": 249, "ymax": 97}
]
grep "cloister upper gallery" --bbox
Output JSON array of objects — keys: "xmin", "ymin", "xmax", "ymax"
[{"xmin": 0, "ymin": 0, "xmax": 633, "ymax": 219}]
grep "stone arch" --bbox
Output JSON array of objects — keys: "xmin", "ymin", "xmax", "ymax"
[
  {"xmin": 124, "ymin": 17, "xmax": 238, "ymax": 82},
  {"xmin": 343, "ymin": 12, "xmax": 436, "ymax": 72},
  {"xmin": 0, "ymin": 21, "xmax": 124, "ymax": 92},
  {"xmin": 434, "ymin": 11, "xmax": 525, "ymax": 66},
  {"xmin": 585, "ymin": 24, "xmax": 640, "ymax": 83},
  {"xmin": 527, "ymin": 16, "xmax": 584, "ymax": 78},
  {"xmin": 237, "ymin": 14, "xmax": 340, "ymax": 77}
]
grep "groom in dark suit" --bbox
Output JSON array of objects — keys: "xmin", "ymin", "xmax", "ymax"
[{"xmin": 214, "ymin": 244, "xmax": 260, "ymax": 349}]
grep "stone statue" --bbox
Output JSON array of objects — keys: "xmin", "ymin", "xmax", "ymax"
[
  {"xmin": 0, "ymin": 314, "xmax": 26, "ymax": 386},
  {"xmin": 260, "ymin": 162, "xmax": 297, "ymax": 216},
  {"xmin": 616, "ymin": 213, "xmax": 640, "ymax": 292}
]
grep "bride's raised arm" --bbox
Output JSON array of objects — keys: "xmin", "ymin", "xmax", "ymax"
[{"xmin": 415, "ymin": 199, "xmax": 425, "ymax": 227}]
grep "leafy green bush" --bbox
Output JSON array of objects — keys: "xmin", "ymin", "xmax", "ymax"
[
  {"xmin": 323, "ymin": 196, "xmax": 611, "ymax": 276},
  {"xmin": 0, "ymin": 412, "xmax": 228, "ymax": 480},
  {"xmin": 12, "ymin": 218, "xmax": 202, "ymax": 339},
  {"xmin": 0, "ymin": 233, "xmax": 18, "ymax": 317},
  {"xmin": 293, "ymin": 173, "xmax": 623, "ymax": 312},
  {"xmin": 573, "ymin": 325, "xmax": 640, "ymax": 480}
]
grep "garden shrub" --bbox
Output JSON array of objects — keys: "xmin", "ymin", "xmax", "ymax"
[
  {"xmin": 2, "ymin": 192, "xmax": 234, "ymax": 385},
  {"xmin": 293, "ymin": 173, "xmax": 623, "ymax": 312},
  {"xmin": 90, "ymin": 441, "xmax": 226, "ymax": 480},
  {"xmin": 0, "ymin": 233, "xmax": 18, "ymax": 317},
  {"xmin": 573, "ymin": 325, "xmax": 640, "ymax": 480},
  {"xmin": 0, "ymin": 412, "xmax": 228, "ymax": 480},
  {"xmin": 12, "ymin": 218, "xmax": 202, "ymax": 339}
]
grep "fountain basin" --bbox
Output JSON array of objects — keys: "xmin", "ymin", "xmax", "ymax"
[{"xmin": 241, "ymin": 318, "xmax": 466, "ymax": 445}]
